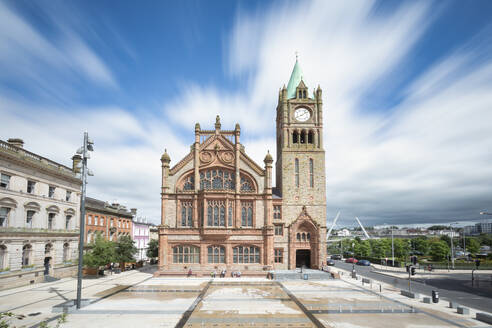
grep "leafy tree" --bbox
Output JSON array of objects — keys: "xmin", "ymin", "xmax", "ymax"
[
  {"xmin": 370, "ymin": 239, "xmax": 391, "ymax": 258},
  {"xmin": 411, "ymin": 237, "xmax": 429, "ymax": 255},
  {"xmin": 84, "ymin": 235, "xmax": 116, "ymax": 268},
  {"xmin": 115, "ymin": 235, "xmax": 137, "ymax": 263},
  {"xmin": 429, "ymin": 239, "xmax": 450, "ymax": 261},
  {"xmin": 466, "ymin": 238, "xmax": 480, "ymax": 254},
  {"xmin": 428, "ymin": 225, "xmax": 448, "ymax": 231},
  {"xmin": 355, "ymin": 240, "xmax": 371, "ymax": 257},
  {"xmin": 393, "ymin": 238, "xmax": 410, "ymax": 259},
  {"xmin": 146, "ymin": 239, "xmax": 159, "ymax": 258},
  {"xmin": 478, "ymin": 234, "xmax": 492, "ymax": 247},
  {"xmin": 440, "ymin": 235, "xmax": 451, "ymax": 247}
]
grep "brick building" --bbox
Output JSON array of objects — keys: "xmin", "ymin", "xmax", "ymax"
[
  {"xmin": 84, "ymin": 197, "xmax": 134, "ymax": 243},
  {"xmin": 157, "ymin": 60, "xmax": 327, "ymax": 274}
]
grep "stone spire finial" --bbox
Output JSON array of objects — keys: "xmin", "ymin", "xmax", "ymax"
[
  {"xmin": 161, "ymin": 148, "xmax": 170, "ymax": 163},
  {"xmin": 264, "ymin": 150, "xmax": 273, "ymax": 164},
  {"xmin": 215, "ymin": 115, "xmax": 221, "ymax": 131}
]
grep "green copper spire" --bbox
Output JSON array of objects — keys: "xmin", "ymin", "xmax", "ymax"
[{"xmin": 286, "ymin": 57, "xmax": 306, "ymax": 99}]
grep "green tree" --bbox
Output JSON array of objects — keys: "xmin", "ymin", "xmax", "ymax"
[
  {"xmin": 478, "ymin": 234, "xmax": 492, "ymax": 247},
  {"xmin": 393, "ymin": 238, "xmax": 410, "ymax": 259},
  {"xmin": 411, "ymin": 237, "xmax": 429, "ymax": 255},
  {"xmin": 83, "ymin": 235, "xmax": 116, "ymax": 268},
  {"xmin": 440, "ymin": 235, "xmax": 451, "ymax": 247},
  {"xmin": 429, "ymin": 239, "xmax": 450, "ymax": 261},
  {"xmin": 466, "ymin": 238, "xmax": 480, "ymax": 254},
  {"xmin": 355, "ymin": 240, "xmax": 371, "ymax": 257},
  {"xmin": 146, "ymin": 239, "xmax": 159, "ymax": 258},
  {"xmin": 115, "ymin": 235, "xmax": 137, "ymax": 263}
]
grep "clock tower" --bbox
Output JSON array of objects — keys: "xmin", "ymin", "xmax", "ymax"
[{"xmin": 275, "ymin": 58, "xmax": 327, "ymax": 269}]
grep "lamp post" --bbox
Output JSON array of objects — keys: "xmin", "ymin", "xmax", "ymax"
[
  {"xmin": 449, "ymin": 222, "xmax": 457, "ymax": 270},
  {"xmin": 384, "ymin": 223, "xmax": 394, "ymax": 267},
  {"xmin": 75, "ymin": 132, "xmax": 94, "ymax": 309}
]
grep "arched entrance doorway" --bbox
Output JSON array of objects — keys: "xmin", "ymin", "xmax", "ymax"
[
  {"xmin": 44, "ymin": 243, "xmax": 53, "ymax": 275},
  {"xmin": 296, "ymin": 249, "xmax": 310, "ymax": 268},
  {"xmin": 289, "ymin": 207, "xmax": 320, "ymax": 269}
]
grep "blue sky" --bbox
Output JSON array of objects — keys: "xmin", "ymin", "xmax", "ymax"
[{"xmin": 1, "ymin": 0, "xmax": 492, "ymax": 227}]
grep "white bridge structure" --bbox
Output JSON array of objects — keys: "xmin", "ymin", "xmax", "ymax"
[{"xmin": 326, "ymin": 212, "xmax": 372, "ymax": 241}]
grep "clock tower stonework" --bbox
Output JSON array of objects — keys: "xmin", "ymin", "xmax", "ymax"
[{"xmin": 275, "ymin": 59, "xmax": 327, "ymax": 269}]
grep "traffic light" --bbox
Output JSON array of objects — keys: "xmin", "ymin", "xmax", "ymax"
[
  {"xmin": 412, "ymin": 256, "xmax": 417, "ymax": 265},
  {"xmin": 411, "ymin": 266, "xmax": 416, "ymax": 276}
]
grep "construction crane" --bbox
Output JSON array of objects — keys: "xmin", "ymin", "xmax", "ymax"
[
  {"xmin": 326, "ymin": 211, "xmax": 340, "ymax": 241},
  {"xmin": 355, "ymin": 216, "xmax": 371, "ymax": 239}
]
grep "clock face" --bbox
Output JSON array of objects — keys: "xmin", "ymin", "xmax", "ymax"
[{"xmin": 294, "ymin": 107, "xmax": 311, "ymax": 122}]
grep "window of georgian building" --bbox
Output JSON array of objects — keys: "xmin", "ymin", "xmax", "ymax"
[
  {"xmin": 233, "ymin": 246, "xmax": 260, "ymax": 263},
  {"xmin": 274, "ymin": 224, "xmax": 283, "ymax": 236},
  {"xmin": 27, "ymin": 180, "xmax": 35, "ymax": 194},
  {"xmin": 309, "ymin": 159, "xmax": 314, "ymax": 188},
  {"xmin": 0, "ymin": 245, "xmax": 7, "ymax": 270},
  {"xmin": 181, "ymin": 201, "xmax": 193, "ymax": 227},
  {"xmin": 48, "ymin": 213, "xmax": 55, "ymax": 230},
  {"xmin": 172, "ymin": 245, "xmax": 200, "ymax": 263},
  {"xmin": 0, "ymin": 207, "xmax": 10, "ymax": 227},
  {"xmin": 273, "ymin": 206, "xmax": 281, "ymax": 220},
  {"xmin": 228, "ymin": 201, "xmax": 234, "ymax": 226},
  {"xmin": 48, "ymin": 186, "xmax": 55, "ymax": 198},
  {"xmin": 65, "ymin": 215, "xmax": 71, "ymax": 230},
  {"xmin": 22, "ymin": 244, "xmax": 32, "ymax": 266},
  {"xmin": 207, "ymin": 200, "xmax": 225, "ymax": 227},
  {"xmin": 0, "ymin": 174, "xmax": 10, "ymax": 189},
  {"xmin": 63, "ymin": 243, "xmax": 70, "ymax": 262},
  {"xmin": 207, "ymin": 246, "xmax": 225, "ymax": 263},
  {"xmin": 26, "ymin": 210, "xmax": 35, "ymax": 228},
  {"xmin": 241, "ymin": 202, "xmax": 253, "ymax": 227},
  {"xmin": 274, "ymin": 249, "xmax": 283, "ymax": 263},
  {"xmin": 295, "ymin": 158, "xmax": 299, "ymax": 187}
]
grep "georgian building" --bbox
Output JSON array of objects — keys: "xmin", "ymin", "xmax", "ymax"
[
  {"xmin": 0, "ymin": 138, "xmax": 81, "ymax": 289},
  {"xmin": 157, "ymin": 60, "xmax": 327, "ymax": 274},
  {"xmin": 84, "ymin": 197, "xmax": 134, "ymax": 244},
  {"xmin": 132, "ymin": 218, "xmax": 152, "ymax": 261}
]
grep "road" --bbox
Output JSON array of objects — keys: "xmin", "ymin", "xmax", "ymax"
[{"xmin": 333, "ymin": 261, "xmax": 492, "ymax": 313}]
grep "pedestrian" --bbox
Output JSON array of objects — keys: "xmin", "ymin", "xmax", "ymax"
[
  {"xmin": 188, "ymin": 268, "xmax": 192, "ymax": 277},
  {"xmin": 237, "ymin": 270, "xmax": 241, "ymax": 278},
  {"xmin": 221, "ymin": 269, "xmax": 226, "ymax": 278}
]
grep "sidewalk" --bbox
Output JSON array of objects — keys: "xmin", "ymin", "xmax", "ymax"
[{"xmin": 371, "ymin": 263, "xmax": 492, "ymax": 279}]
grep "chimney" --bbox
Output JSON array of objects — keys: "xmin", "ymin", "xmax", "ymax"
[
  {"xmin": 7, "ymin": 138, "xmax": 24, "ymax": 148},
  {"xmin": 130, "ymin": 208, "xmax": 137, "ymax": 216}
]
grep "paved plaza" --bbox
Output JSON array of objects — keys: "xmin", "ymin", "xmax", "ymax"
[{"xmin": 0, "ymin": 268, "xmax": 490, "ymax": 328}]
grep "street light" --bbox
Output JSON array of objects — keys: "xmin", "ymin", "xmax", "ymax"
[
  {"xmin": 449, "ymin": 222, "xmax": 458, "ymax": 270},
  {"xmin": 384, "ymin": 223, "xmax": 394, "ymax": 267},
  {"xmin": 75, "ymin": 132, "xmax": 94, "ymax": 309}
]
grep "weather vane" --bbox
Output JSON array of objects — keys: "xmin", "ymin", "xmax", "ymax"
[{"xmin": 295, "ymin": 51, "xmax": 299, "ymax": 61}]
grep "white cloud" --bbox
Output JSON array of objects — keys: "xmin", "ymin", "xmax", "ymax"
[{"xmin": 2, "ymin": 0, "xmax": 492, "ymax": 227}]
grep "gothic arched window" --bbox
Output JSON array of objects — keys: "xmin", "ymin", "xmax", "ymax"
[
  {"xmin": 300, "ymin": 130, "xmax": 306, "ymax": 144},
  {"xmin": 173, "ymin": 245, "xmax": 200, "ymax": 263},
  {"xmin": 207, "ymin": 246, "xmax": 225, "ymax": 263},
  {"xmin": 200, "ymin": 169, "xmax": 235, "ymax": 190},
  {"xmin": 303, "ymin": 90, "xmax": 307, "ymax": 98},
  {"xmin": 228, "ymin": 201, "xmax": 234, "ymax": 226},
  {"xmin": 241, "ymin": 202, "xmax": 253, "ymax": 227},
  {"xmin": 296, "ymin": 233, "xmax": 301, "ymax": 241},
  {"xmin": 207, "ymin": 200, "xmax": 225, "ymax": 227},
  {"xmin": 240, "ymin": 177, "xmax": 254, "ymax": 192},
  {"xmin": 183, "ymin": 175, "xmax": 194, "ymax": 191},
  {"xmin": 308, "ymin": 131, "xmax": 314, "ymax": 144},
  {"xmin": 181, "ymin": 201, "xmax": 193, "ymax": 227},
  {"xmin": 233, "ymin": 246, "xmax": 260, "ymax": 263},
  {"xmin": 293, "ymin": 131, "xmax": 298, "ymax": 144}
]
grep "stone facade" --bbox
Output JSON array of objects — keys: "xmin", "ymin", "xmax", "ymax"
[
  {"xmin": 84, "ymin": 197, "xmax": 134, "ymax": 244},
  {"xmin": 0, "ymin": 138, "xmax": 81, "ymax": 289},
  {"xmin": 157, "ymin": 61, "xmax": 327, "ymax": 274}
]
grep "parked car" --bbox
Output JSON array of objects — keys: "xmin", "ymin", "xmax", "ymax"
[
  {"xmin": 331, "ymin": 254, "xmax": 342, "ymax": 260},
  {"xmin": 326, "ymin": 259, "xmax": 335, "ymax": 266},
  {"xmin": 357, "ymin": 259, "xmax": 371, "ymax": 266},
  {"xmin": 345, "ymin": 258, "xmax": 358, "ymax": 264}
]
